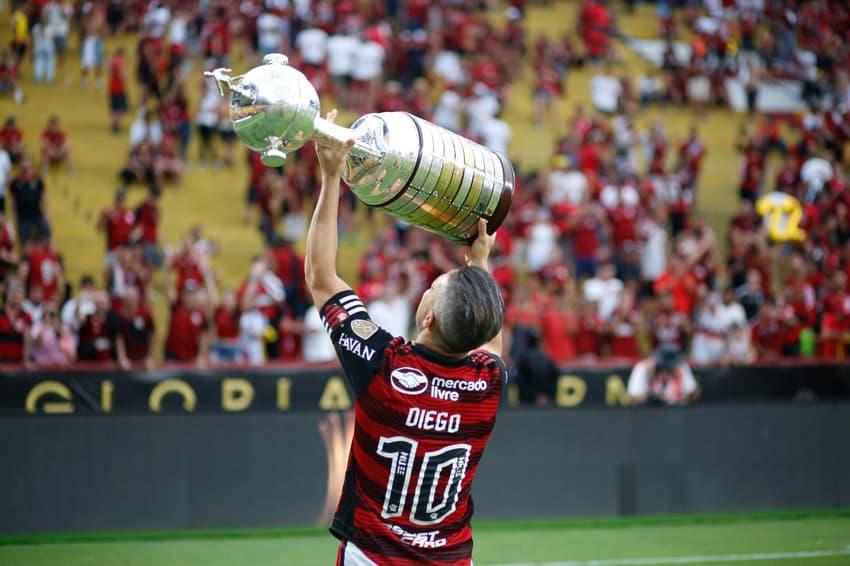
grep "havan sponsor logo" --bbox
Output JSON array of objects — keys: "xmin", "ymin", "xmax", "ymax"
[
  {"xmin": 390, "ymin": 367, "xmax": 429, "ymax": 395},
  {"xmin": 338, "ymin": 333, "xmax": 376, "ymax": 361}
]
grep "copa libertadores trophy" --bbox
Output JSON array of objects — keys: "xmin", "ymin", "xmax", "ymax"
[{"xmin": 206, "ymin": 53, "xmax": 514, "ymax": 243}]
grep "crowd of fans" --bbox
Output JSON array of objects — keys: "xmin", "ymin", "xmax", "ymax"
[
  {"xmin": 1, "ymin": 0, "xmax": 849, "ymax": 379},
  {"xmin": 580, "ymin": 0, "xmax": 850, "ymax": 117}
]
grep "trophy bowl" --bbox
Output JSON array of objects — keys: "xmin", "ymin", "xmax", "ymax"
[{"xmin": 213, "ymin": 53, "xmax": 321, "ymax": 166}]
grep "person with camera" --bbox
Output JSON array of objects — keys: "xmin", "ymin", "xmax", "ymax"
[
  {"xmin": 627, "ymin": 343, "xmax": 700, "ymax": 406},
  {"xmin": 30, "ymin": 300, "xmax": 75, "ymax": 368}
]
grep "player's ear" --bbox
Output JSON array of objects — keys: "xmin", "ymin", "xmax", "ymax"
[{"xmin": 423, "ymin": 311, "xmax": 436, "ymax": 329}]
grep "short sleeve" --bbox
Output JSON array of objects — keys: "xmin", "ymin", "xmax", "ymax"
[
  {"xmin": 482, "ymin": 351, "xmax": 510, "ymax": 384},
  {"xmin": 320, "ymin": 290, "xmax": 395, "ymax": 397}
]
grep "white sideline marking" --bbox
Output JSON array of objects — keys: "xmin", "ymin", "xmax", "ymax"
[{"xmin": 491, "ymin": 549, "xmax": 850, "ymax": 566}]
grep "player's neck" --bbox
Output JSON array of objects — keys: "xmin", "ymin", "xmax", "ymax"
[{"xmin": 413, "ymin": 330, "xmax": 466, "ymax": 360}]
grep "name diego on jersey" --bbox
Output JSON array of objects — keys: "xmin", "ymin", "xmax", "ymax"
[{"xmin": 406, "ymin": 407, "xmax": 461, "ymax": 433}]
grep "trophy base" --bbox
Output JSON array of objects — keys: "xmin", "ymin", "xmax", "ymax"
[
  {"xmin": 481, "ymin": 179, "xmax": 514, "ymax": 241},
  {"xmin": 463, "ymin": 150, "xmax": 514, "ymax": 244}
]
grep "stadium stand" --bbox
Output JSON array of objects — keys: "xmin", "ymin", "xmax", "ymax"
[{"xmin": 0, "ymin": 0, "xmax": 849, "ymax": 377}]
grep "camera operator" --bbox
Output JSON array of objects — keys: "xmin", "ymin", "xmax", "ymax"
[
  {"xmin": 627, "ymin": 344, "xmax": 700, "ymax": 406},
  {"xmin": 30, "ymin": 300, "xmax": 75, "ymax": 368}
]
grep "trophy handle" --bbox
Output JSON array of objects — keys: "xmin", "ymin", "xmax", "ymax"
[
  {"xmin": 313, "ymin": 116, "xmax": 386, "ymax": 181},
  {"xmin": 204, "ymin": 68, "xmax": 251, "ymax": 101}
]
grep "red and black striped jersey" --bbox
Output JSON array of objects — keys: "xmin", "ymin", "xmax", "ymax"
[{"xmin": 320, "ymin": 290, "xmax": 506, "ymax": 566}]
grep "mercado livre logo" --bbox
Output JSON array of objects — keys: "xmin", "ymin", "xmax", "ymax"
[{"xmin": 390, "ymin": 367, "xmax": 429, "ymax": 395}]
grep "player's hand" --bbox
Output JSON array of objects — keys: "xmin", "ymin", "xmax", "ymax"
[
  {"xmin": 315, "ymin": 109, "xmax": 354, "ymax": 179},
  {"xmin": 466, "ymin": 218, "xmax": 496, "ymax": 270}
]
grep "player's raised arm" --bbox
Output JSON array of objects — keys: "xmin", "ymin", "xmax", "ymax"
[
  {"xmin": 466, "ymin": 218, "xmax": 503, "ymax": 356},
  {"xmin": 304, "ymin": 109, "xmax": 356, "ymax": 308}
]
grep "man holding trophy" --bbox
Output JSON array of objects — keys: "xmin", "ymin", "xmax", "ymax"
[{"xmin": 207, "ymin": 55, "xmax": 512, "ymax": 564}]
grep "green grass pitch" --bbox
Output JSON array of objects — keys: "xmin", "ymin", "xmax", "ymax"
[{"xmin": 1, "ymin": 511, "xmax": 849, "ymax": 565}]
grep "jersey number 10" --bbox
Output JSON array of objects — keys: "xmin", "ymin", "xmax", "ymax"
[{"xmin": 377, "ymin": 436, "xmax": 472, "ymax": 526}]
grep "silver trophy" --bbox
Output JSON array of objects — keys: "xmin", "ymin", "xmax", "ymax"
[{"xmin": 205, "ymin": 53, "xmax": 513, "ymax": 243}]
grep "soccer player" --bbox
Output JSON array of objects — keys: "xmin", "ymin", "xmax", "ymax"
[{"xmin": 305, "ymin": 110, "xmax": 507, "ymax": 566}]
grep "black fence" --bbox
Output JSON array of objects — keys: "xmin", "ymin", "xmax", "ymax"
[
  {"xmin": 2, "ymin": 363, "xmax": 849, "ymax": 536},
  {"xmin": 2, "ymin": 403, "xmax": 849, "ymax": 535}
]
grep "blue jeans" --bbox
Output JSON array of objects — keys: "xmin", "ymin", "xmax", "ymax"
[
  {"xmin": 574, "ymin": 257, "xmax": 597, "ymax": 280},
  {"xmin": 18, "ymin": 216, "xmax": 51, "ymax": 243},
  {"xmin": 34, "ymin": 46, "xmax": 55, "ymax": 84},
  {"xmin": 177, "ymin": 120, "xmax": 191, "ymax": 159},
  {"xmin": 211, "ymin": 342, "xmax": 243, "ymax": 363}
]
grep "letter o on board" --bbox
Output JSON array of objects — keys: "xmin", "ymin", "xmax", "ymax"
[
  {"xmin": 556, "ymin": 375, "xmax": 587, "ymax": 407},
  {"xmin": 149, "ymin": 379, "xmax": 197, "ymax": 412}
]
